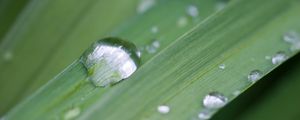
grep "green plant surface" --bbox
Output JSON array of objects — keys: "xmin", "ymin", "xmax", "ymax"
[
  {"xmin": 4, "ymin": 0, "xmax": 300, "ymax": 119},
  {"xmin": 239, "ymin": 54, "xmax": 300, "ymax": 120},
  {"xmin": 211, "ymin": 54, "xmax": 300, "ymax": 120},
  {"xmin": 0, "ymin": 0, "xmax": 139, "ymax": 114},
  {"xmin": 0, "ymin": 0, "xmax": 221, "ymax": 115},
  {"xmin": 0, "ymin": 0, "xmax": 30, "ymax": 41}
]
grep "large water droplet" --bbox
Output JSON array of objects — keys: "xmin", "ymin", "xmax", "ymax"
[
  {"xmin": 271, "ymin": 51, "xmax": 287, "ymax": 65},
  {"xmin": 64, "ymin": 107, "xmax": 81, "ymax": 120},
  {"xmin": 186, "ymin": 5, "xmax": 199, "ymax": 18},
  {"xmin": 203, "ymin": 92, "xmax": 228, "ymax": 109},
  {"xmin": 157, "ymin": 105, "xmax": 170, "ymax": 114},
  {"xmin": 247, "ymin": 70, "xmax": 262, "ymax": 83},
  {"xmin": 137, "ymin": 0, "xmax": 156, "ymax": 14},
  {"xmin": 80, "ymin": 37, "xmax": 140, "ymax": 87}
]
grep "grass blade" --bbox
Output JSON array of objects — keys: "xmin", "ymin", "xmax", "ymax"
[{"xmin": 4, "ymin": 0, "xmax": 300, "ymax": 119}]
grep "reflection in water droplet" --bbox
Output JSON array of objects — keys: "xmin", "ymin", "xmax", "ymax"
[
  {"xmin": 218, "ymin": 64, "xmax": 226, "ymax": 69},
  {"xmin": 80, "ymin": 37, "xmax": 140, "ymax": 87},
  {"xmin": 157, "ymin": 105, "xmax": 170, "ymax": 114},
  {"xmin": 145, "ymin": 40, "xmax": 160, "ymax": 54},
  {"xmin": 177, "ymin": 16, "xmax": 188, "ymax": 27},
  {"xmin": 64, "ymin": 107, "xmax": 81, "ymax": 120},
  {"xmin": 283, "ymin": 31, "xmax": 300, "ymax": 52},
  {"xmin": 271, "ymin": 51, "xmax": 287, "ymax": 65},
  {"xmin": 203, "ymin": 92, "xmax": 228, "ymax": 109},
  {"xmin": 186, "ymin": 5, "xmax": 199, "ymax": 18},
  {"xmin": 136, "ymin": 50, "xmax": 142, "ymax": 58},
  {"xmin": 151, "ymin": 26, "xmax": 159, "ymax": 34},
  {"xmin": 247, "ymin": 70, "xmax": 262, "ymax": 83},
  {"xmin": 137, "ymin": 0, "xmax": 156, "ymax": 14}
]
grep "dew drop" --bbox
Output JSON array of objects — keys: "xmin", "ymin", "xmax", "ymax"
[
  {"xmin": 64, "ymin": 107, "xmax": 81, "ymax": 120},
  {"xmin": 218, "ymin": 64, "xmax": 226, "ymax": 69},
  {"xmin": 215, "ymin": 0, "xmax": 228, "ymax": 11},
  {"xmin": 137, "ymin": 0, "xmax": 156, "ymax": 14},
  {"xmin": 271, "ymin": 51, "xmax": 287, "ymax": 65},
  {"xmin": 151, "ymin": 26, "xmax": 159, "ymax": 34},
  {"xmin": 2, "ymin": 51, "xmax": 13, "ymax": 61},
  {"xmin": 265, "ymin": 56, "xmax": 271, "ymax": 60},
  {"xmin": 186, "ymin": 5, "xmax": 199, "ymax": 18},
  {"xmin": 247, "ymin": 70, "xmax": 263, "ymax": 83},
  {"xmin": 80, "ymin": 37, "xmax": 140, "ymax": 87},
  {"xmin": 283, "ymin": 31, "xmax": 300, "ymax": 51},
  {"xmin": 283, "ymin": 31, "xmax": 300, "ymax": 44},
  {"xmin": 232, "ymin": 90, "xmax": 241, "ymax": 96},
  {"xmin": 177, "ymin": 16, "xmax": 188, "ymax": 27},
  {"xmin": 157, "ymin": 105, "xmax": 170, "ymax": 114},
  {"xmin": 203, "ymin": 92, "xmax": 228, "ymax": 109},
  {"xmin": 145, "ymin": 40, "xmax": 160, "ymax": 54},
  {"xmin": 197, "ymin": 109, "xmax": 213, "ymax": 120}
]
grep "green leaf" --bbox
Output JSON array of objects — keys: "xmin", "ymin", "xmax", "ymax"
[
  {"xmin": 0, "ymin": 0, "xmax": 139, "ymax": 114},
  {"xmin": 0, "ymin": 0, "xmax": 219, "ymax": 115},
  {"xmin": 4, "ymin": 0, "xmax": 300, "ymax": 119},
  {"xmin": 212, "ymin": 54, "xmax": 300, "ymax": 120}
]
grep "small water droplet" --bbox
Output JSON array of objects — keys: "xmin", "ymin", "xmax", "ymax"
[
  {"xmin": 64, "ymin": 107, "xmax": 81, "ymax": 120},
  {"xmin": 215, "ymin": 0, "xmax": 228, "ymax": 11},
  {"xmin": 80, "ymin": 37, "xmax": 140, "ymax": 87},
  {"xmin": 271, "ymin": 51, "xmax": 287, "ymax": 65},
  {"xmin": 218, "ymin": 64, "xmax": 226, "ymax": 69},
  {"xmin": 151, "ymin": 26, "xmax": 159, "ymax": 34},
  {"xmin": 177, "ymin": 16, "xmax": 188, "ymax": 27},
  {"xmin": 186, "ymin": 5, "xmax": 199, "ymax": 18},
  {"xmin": 283, "ymin": 31, "xmax": 300, "ymax": 52},
  {"xmin": 203, "ymin": 92, "xmax": 228, "ymax": 109},
  {"xmin": 145, "ymin": 40, "xmax": 160, "ymax": 54},
  {"xmin": 232, "ymin": 90, "xmax": 241, "ymax": 96},
  {"xmin": 247, "ymin": 70, "xmax": 262, "ymax": 83},
  {"xmin": 137, "ymin": 0, "xmax": 156, "ymax": 14},
  {"xmin": 265, "ymin": 56, "xmax": 271, "ymax": 60},
  {"xmin": 2, "ymin": 51, "xmax": 13, "ymax": 61},
  {"xmin": 283, "ymin": 31, "xmax": 300, "ymax": 44},
  {"xmin": 197, "ymin": 109, "xmax": 213, "ymax": 120},
  {"xmin": 157, "ymin": 105, "xmax": 170, "ymax": 114}
]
